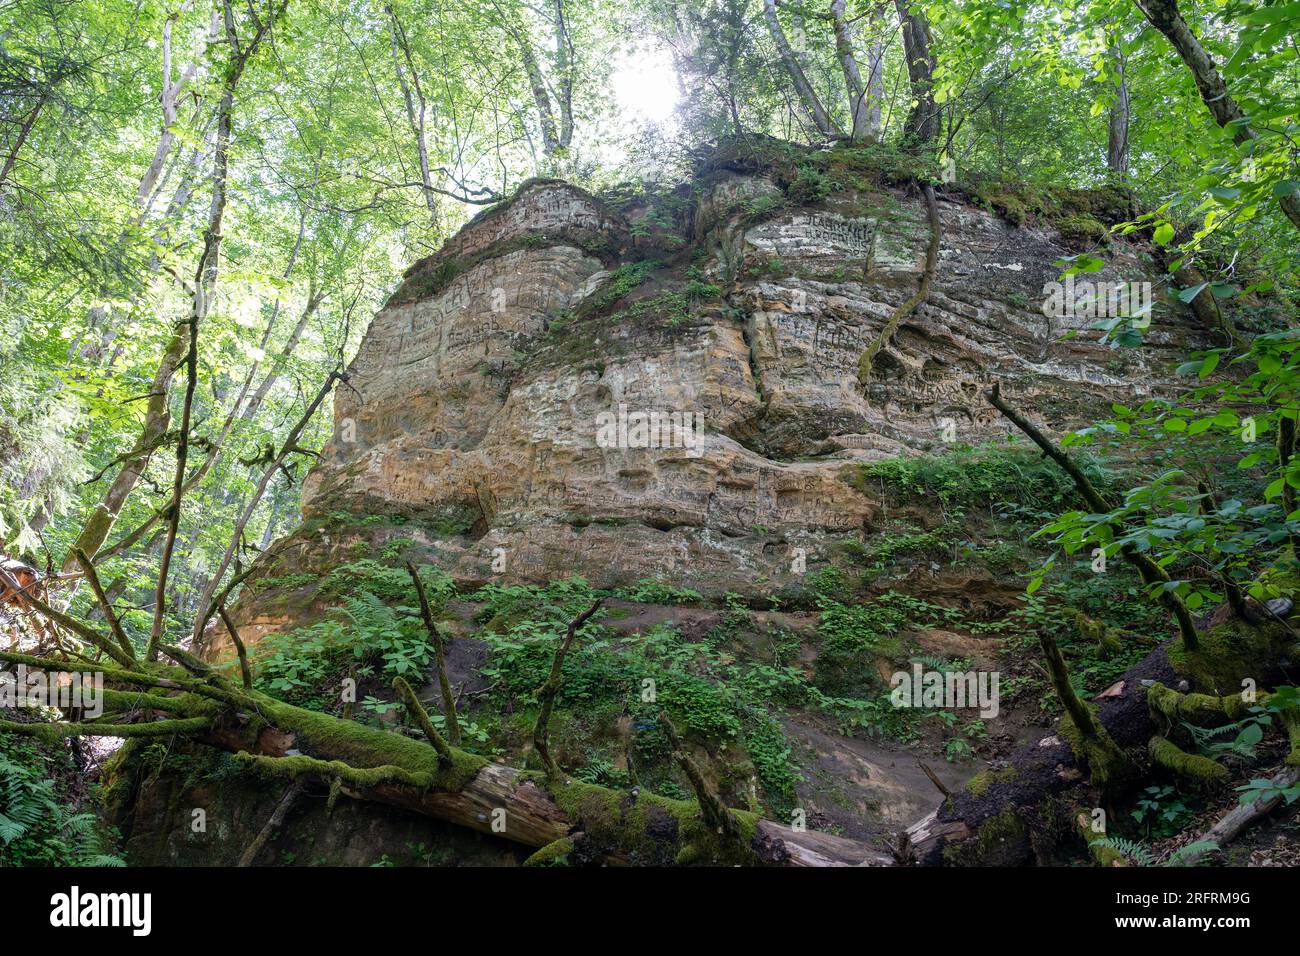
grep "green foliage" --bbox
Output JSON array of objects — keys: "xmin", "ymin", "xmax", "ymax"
[
  {"xmin": 253, "ymin": 591, "xmax": 436, "ymax": 701},
  {"xmin": 615, "ymin": 578, "xmax": 704, "ymax": 606},
  {"xmin": 1237, "ymin": 776, "xmax": 1300, "ymax": 807},
  {"xmin": 1128, "ymin": 784, "xmax": 1199, "ymax": 838},
  {"xmin": 992, "ymin": 580, "xmax": 1160, "ymax": 711},
  {"xmin": 594, "ymin": 260, "xmax": 663, "ymax": 310},
  {"xmin": 1089, "ymin": 835, "xmax": 1153, "ymax": 866},
  {"xmin": 0, "ymin": 738, "xmax": 124, "ymax": 866},
  {"xmin": 1183, "ymin": 714, "xmax": 1267, "ymax": 765},
  {"xmin": 471, "ymin": 581, "xmax": 812, "ymax": 810},
  {"xmin": 785, "ymin": 163, "xmax": 830, "ymax": 205},
  {"xmin": 857, "ymin": 443, "xmax": 1101, "ymax": 512},
  {"xmin": 1038, "ymin": 333, "xmax": 1300, "ymax": 618},
  {"xmin": 813, "ymin": 592, "xmax": 947, "ymax": 697},
  {"xmin": 3, "ymin": 0, "xmax": 1299, "ymax": 869}
]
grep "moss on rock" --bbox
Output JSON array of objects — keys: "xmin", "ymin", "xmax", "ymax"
[
  {"xmin": 1165, "ymin": 618, "xmax": 1294, "ymax": 695},
  {"xmin": 550, "ymin": 779, "xmax": 760, "ymax": 866}
]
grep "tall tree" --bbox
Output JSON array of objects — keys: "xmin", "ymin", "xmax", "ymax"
[
  {"xmin": 1132, "ymin": 0, "xmax": 1300, "ymax": 230},
  {"xmin": 1105, "ymin": 31, "xmax": 1130, "ymax": 178},
  {"xmin": 893, "ymin": 0, "xmax": 939, "ymax": 150},
  {"xmin": 762, "ymin": 0, "xmax": 840, "ymax": 138}
]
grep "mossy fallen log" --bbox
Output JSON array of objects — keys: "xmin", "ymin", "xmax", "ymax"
[{"xmin": 176, "ymin": 688, "xmax": 889, "ymax": 866}]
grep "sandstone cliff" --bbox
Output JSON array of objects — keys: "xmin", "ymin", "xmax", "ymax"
[
  {"xmin": 119, "ymin": 141, "xmax": 1237, "ymax": 868},
  {"xmin": 205, "ymin": 143, "xmax": 1210, "ymax": 657}
]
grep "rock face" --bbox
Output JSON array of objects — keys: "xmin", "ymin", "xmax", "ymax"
[{"xmin": 207, "ymin": 150, "xmax": 1210, "ymax": 656}]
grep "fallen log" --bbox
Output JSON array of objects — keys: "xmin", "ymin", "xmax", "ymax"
[
  {"xmin": 188, "ymin": 690, "xmax": 891, "ymax": 866},
  {"xmin": 1177, "ymin": 765, "xmax": 1300, "ymax": 864}
]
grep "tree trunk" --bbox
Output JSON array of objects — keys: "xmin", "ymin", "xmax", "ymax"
[
  {"xmin": 1132, "ymin": 0, "xmax": 1300, "ymax": 230},
  {"xmin": 136, "ymin": 2, "xmax": 216, "ymax": 207},
  {"xmin": 892, "ymin": 0, "xmax": 939, "ymax": 150},
  {"xmin": 830, "ymin": 0, "xmax": 874, "ymax": 141},
  {"xmin": 762, "ymin": 0, "xmax": 840, "ymax": 139},
  {"xmin": 863, "ymin": 7, "xmax": 886, "ymax": 137},
  {"xmin": 65, "ymin": 1, "xmax": 286, "ymax": 572},
  {"xmin": 552, "ymin": 0, "xmax": 575, "ymax": 149},
  {"xmin": 0, "ymin": 91, "xmax": 50, "ymax": 189},
  {"xmin": 1105, "ymin": 38, "xmax": 1130, "ymax": 177},
  {"xmin": 386, "ymin": 3, "xmax": 439, "ymax": 227},
  {"xmin": 190, "ymin": 367, "xmax": 341, "ymax": 643}
]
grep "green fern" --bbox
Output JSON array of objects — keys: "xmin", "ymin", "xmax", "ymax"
[
  {"xmin": 0, "ymin": 749, "xmax": 126, "ymax": 866},
  {"xmin": 1091, "ymin": 835, "xmax": 1155, "ymax": 866},
  {"xmin": 1164, "ymin": 840, "xmax": 1220, "ymax": 866},
  {"xmin": 1092, "ymin": 834, "xmax": 1220, "ymax": 867}
]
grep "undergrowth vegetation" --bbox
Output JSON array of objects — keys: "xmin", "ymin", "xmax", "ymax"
[{"xmin": 0, "ymin": 735, "xmax": 123, "ymax": 866}]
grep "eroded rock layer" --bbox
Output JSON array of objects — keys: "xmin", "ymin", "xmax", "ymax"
[{"xmin": 207, "ymin": 158, "xmax": 1211, "ymax": 655}]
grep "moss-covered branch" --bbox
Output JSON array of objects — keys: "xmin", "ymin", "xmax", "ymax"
[
  {"xmin": 391, "ymin": 675, "xmax": 453, "ymax": 766},
  {"xmin": 1147, "ymin": 734, "xmax": 1229, "ymax": 788},
  {"xmin": 233, "ymin": 750, "xmax": 435, "ymax": 789},
  {"xmin": 73, "ymin": 547, "xmax": 136, "ymax": 663},
  {"xmin": 0, "ymin": 565, "xmax": 138, "ymax": 668},
  {"xmin": 1279, "ymin": 415, "xmax": 1299, "ymax": 557},
  {"xmin": 0, "ymin": 716, "xmax": 211, "ymax": 741},
  {"xmin": 987, "ymin": 381, "xmax": 1200, "ymax": 650},
  {"xmin": 1040, "ymin": 629, "xmax": 1133, "ymax": 792},
  {"xmin": 406, "ymin": 561, "xmax": 459, "ymax": 745},
  {"xmin": 660, "ymin": 712, "xmax": 744, "ymax": 842},
  {"xmin": 217, "ymin": 603, "xmax": 252, "ymax": 690},
  {"xmin": 533, "ymin": 598, "xmax": 603, "ymax": 776}
]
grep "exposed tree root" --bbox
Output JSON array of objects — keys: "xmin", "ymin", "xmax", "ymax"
[{"xmin": 857, "ymin": 181, "xmax": 941, "ymax": 388}]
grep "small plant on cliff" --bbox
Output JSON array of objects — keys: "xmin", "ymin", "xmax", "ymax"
[
  {"xmin": 785, "ymin": 163, "xmax": 830, "ymax": 205},
  {"xmin": 594, "ymin": 260, "xmax": 663, "ymax": 310},
  {"xmin": 616, "ymin": 578, "xmax": 703, "ymax": 606}
]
